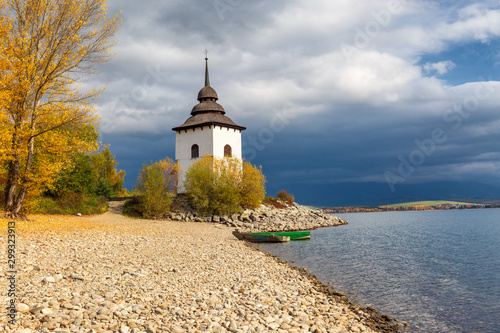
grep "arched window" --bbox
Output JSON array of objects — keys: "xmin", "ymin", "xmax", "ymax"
[
  {"xmin": 224, "ymin": 144, "xmax": 232, "ymax": 157},
  {"xmin": 191, "ymin": 144, "xmax": 199, "ymax": 158}
]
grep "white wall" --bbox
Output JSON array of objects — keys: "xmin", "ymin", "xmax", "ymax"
[
  {"xmin": 175, "ymin": 125, "xmax": 242, "ymax": 193},
  {"xmin": 212, "ymin": 126, "xmax": 242, "ymax": 159}
]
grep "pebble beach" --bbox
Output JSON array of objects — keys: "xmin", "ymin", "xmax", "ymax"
[{"xmin": 1, "ymin": 201, "xmax": 400, "ymax": 333}]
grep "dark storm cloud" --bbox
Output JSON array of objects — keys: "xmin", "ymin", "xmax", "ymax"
[{"xmin": 93, "ymin": 0, "xmax": 500, "ymax": 203}]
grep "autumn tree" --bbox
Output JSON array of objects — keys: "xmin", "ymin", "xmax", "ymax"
[
  {"xmin": 240, "ymin": 162, "xmax": 267, "ymax": 208},
  {"xmin": 90, "ymin": 147, "xmax": 126, "ymax": 197},
  {"xmin": 0, "ymin": 0, "xmax": 120, "ymax": 216},
  {"xmin": 185, "ymin": 155, "xmax": 242, "ymax": 215},
  {"xmin": 184, "ymin": 155, "xmax": 266, "ymax": 215},
  {"xmin": 0, "ymin": 0, "xmax": 11, "ymax": 167},
  {"xmin": 135, "ymin": 158, "xmax": 178, "ymax": 219}
]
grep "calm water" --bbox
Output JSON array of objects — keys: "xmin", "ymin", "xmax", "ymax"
[{"xmin": 257, "ymin": 209, "xmax": 500, "ymax": 333}]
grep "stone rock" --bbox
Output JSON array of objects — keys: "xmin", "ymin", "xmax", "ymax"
[
  {"xmin": 172, "ymin": 326, "xmax": 185, "ymax": 333},
  {"xmin": 120, "ymin": 326, "xmax": 131, "ymax": 333},
  {"xmin": 16, "ymin": 303, "xmax": 30, "ymax": 313},
  {"xmin": 43, "ymin": 276, "xmax": 56, "ymax": 283},
  {"xmin": 96, "ymin": 314, "xmax": 110, "ymax": 320},
  {"xmin": 70, "ymin": 273, "xmax": 85, "ymax": 280},
  {"xmin": 30, "ymin": 306, "xmax": 45, "ymax": 315}
]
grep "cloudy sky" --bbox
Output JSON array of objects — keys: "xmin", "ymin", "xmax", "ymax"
[{"xmin": 94, "ymin": 0, "xmax": 500, "ymax": 206}]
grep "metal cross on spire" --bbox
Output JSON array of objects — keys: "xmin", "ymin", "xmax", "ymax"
[{"xmin": 204, "ymin": 49, "xmax": 209, "ymax": 60}]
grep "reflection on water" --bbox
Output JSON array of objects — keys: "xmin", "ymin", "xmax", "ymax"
[{"xmin": 257, "ymin": 209, "xmax": 500, "ymax": 333}]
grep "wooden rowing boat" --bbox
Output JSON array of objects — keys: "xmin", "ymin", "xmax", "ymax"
[
  {"xmin": 252, "ymin": 231, "xmax": 311, "ymax": 240},
  {"xmin": 232, "ymin": 230, "xmax": 290, "ymax": 243}
]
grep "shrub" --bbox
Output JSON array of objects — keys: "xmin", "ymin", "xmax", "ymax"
[
  {"xmin": 48, "ymin": 154, "xmax": 98, "ymax": 196},
  {"xmin": 240, "ymin": 162, "xmax": 266, "ymax": 208},
  {"xmin": 135, "ymin": 158, "xmax": 177, "ymax": 218},
  {"xmin": 122, "ymin": 197, "xmax": 142, "ymax": 218},
  {"xmin": 184, "ymin": 155, "xmax": 241, "ymax": 215},
  {"xmin": 277, "ymin": 190, "xmax": 295, "ymax": 206},
  {"xmin": 94, "ymin": 177, "xmax": 115, "ymax": 197},
  {"xmin": 184, "ymin": 155, "xmax": 266, "ymax": 215},
  {"xmin": 47, "ymin": 148, "xmax": 126, "ymax": 199}
]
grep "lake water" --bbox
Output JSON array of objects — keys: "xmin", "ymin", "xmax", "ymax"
[{"xmin": 257, "ymin": 209, "xmax": 500, "ymax": 333}]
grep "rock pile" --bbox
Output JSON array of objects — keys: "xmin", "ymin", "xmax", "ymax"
[{"xmin": 164, "ymin": 203, "xmax": 347, "ymax": 232}]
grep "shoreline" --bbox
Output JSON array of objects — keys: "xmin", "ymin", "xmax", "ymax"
[
  {"xmin": 0, "ymin": 202, "xmax": 403, "ymax": 333},
  {"xmin": 247, "ymin": 244, "xmax": 404, "ymax": 333}
]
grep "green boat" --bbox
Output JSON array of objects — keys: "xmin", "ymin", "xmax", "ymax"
[
  {"xmin": 232, "ymin": 230, "xmax": 290, "ymax": 243},
  {"xmin": 251, "ymin": 231, "xmax": 311, "ymax": 240}
]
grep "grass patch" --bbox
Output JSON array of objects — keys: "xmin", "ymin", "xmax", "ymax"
[
  {"xmin": 32, "ymin": 193, "xmax": 108, "ymax": 215},
  {"xmin": 262, "ymin": 196, "xmax": 288, "ymax": 209}
]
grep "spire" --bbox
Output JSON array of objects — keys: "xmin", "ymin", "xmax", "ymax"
[
  {"xmin": 171, "ymin": 50, "xmax": 246, "ymax": 132},
  {"xmin": 194, "ymin": 50, "xmax": 221, "ymax": 112},
  {"xmin": 204, "ymin": 49, "xmax": 210, "ymax": 87}
]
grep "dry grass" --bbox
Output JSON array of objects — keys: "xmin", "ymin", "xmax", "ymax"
[
  {"xmin": 0, "ymin": 202, "xmax": 233, "ymax": 241},
  {"xmin": 0, "ymin": 215, "xmax": 113, "ymax": 236}
]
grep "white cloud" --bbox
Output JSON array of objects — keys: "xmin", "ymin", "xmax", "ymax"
[
  {"xmin": 424, "ymin": 61, "xmax": 456, "ymax": 75},
  {"xmin": 443, "ymin": 4, "xmax": 500, "ymax": 42}
]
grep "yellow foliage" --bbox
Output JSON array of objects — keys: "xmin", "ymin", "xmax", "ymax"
[
  {"xmin": 184, "ymin": 155, "xmax": 266, "ymax": 215},
  {"xmin": 135, "ymin": 158, "xmax": 178, "ymax": 219},
  {"xmin": 240, "ymin": 162, "xmax": 267, "ymax": 208},
  {"xmin": 0, "ymin": 0, "xmax": 120, "ymax": 215}
]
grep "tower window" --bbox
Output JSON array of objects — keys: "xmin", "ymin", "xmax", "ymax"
[
  {"xmin": 191, "ymin": 144, "xmax": 199, "ymax": 158},
  {"xmin": 224, "ymin": 144, "xmax": 232, "ymax": 157}
]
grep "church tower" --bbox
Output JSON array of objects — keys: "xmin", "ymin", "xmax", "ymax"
[{"xmin": 172, "ymin": 55, "xmax": 246, "ymax": 193}]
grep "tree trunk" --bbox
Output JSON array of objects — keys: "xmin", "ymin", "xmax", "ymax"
[
  {"xmin": 5, "ymin": 160, "xmax": 19, "ymax": 209},
  {"xmin": 5, "ymin": 132, "xmax": 35, "ymax": 218},
  {"xmin": 5, "ymin": 124, "xmax": 20, "ymax": 209},
  {"xmin": 11, "ymin": 187, "xmax": 28, "ymax": 215}
]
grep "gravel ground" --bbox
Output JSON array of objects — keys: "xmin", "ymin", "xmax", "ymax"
[{"xmin": 0, "ymin": 202, "xmax": 401, "ymax": 333}]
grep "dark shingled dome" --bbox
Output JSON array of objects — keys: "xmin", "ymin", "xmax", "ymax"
[
  {"xmin": 191, "ymin": 101, "xmax": 225, "ymax": 115},
  {"xmin": 197, "ymin": 86, "xmax": 218, "ymax": 101}
]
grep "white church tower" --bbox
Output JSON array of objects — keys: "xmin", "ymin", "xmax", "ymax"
[{"xmin": 172, "ymin": 55, "xmax": 246, "ymax": 193}]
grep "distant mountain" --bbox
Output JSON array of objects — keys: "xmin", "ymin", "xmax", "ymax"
[{"xmin": 279, "ymin": 181, "xmax": 500, "ymax": 207}]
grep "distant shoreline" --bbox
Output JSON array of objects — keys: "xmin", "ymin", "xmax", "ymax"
[{"xmin": 323, "ymin": 202, "xmax": 500, "ymax": 214}]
